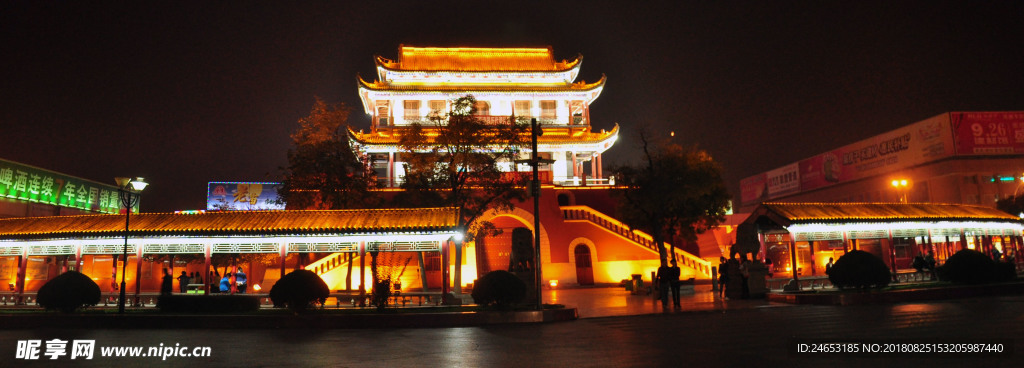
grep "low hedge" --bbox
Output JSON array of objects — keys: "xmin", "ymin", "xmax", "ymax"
[
  {"xmin": 37, "ymin": 271, "xmax": 101, "ymax": 313},
  {"xmin": 827, "ymin": 250, "xmax": 891, "ymax": 290},
  {"xmin": 938, "ymin": 249, "xmax": 1016, "ymax": 284},
  {"xmin": 269, "ymin": 269, "xmax": 329, "ymax": 313},
  {"xmin": 471, "ymin": 270, "xmax": 526, "ymax": 308},
  {"xmin": 156, "ymin": 294, "xmax": 261, "ymax": 313}
]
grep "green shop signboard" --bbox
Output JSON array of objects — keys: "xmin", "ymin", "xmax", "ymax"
[{"xmin": 0, "ymin": 158, "xmax": 125, "ymax": 214}]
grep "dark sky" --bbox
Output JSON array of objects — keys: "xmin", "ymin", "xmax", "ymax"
[{"xmin": 3, "ymin": 1, "xmax": 1023, "ymax": 212}]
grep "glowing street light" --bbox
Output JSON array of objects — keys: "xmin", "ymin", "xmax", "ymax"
[
  {"xmin": 115, "ymin": 177, "xmax": 148, "ymax": 314},
  {"xmin": 891, "ymin": 178, "xmax": 910, "ymax": 203}
]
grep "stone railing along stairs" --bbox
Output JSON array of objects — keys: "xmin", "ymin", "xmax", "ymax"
[{"xmin": 561, "ymin": 205, "xmax": 714, "ymax": 278}]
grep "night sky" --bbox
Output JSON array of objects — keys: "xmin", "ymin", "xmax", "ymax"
[{"xmin": 3, "ymin": 1, "xmax": 1022, "ymax": 212}]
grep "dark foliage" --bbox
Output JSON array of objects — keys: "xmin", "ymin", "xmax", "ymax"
[
  {"xmin": 471, "ymin": 270, "xmax": 526, "ymax": 308},
  {"xmin": 278, "ymin": 97, "xmax": 380, "ymax": 210},
  {"xmin": 372, "ymin": 278, "xmax": 392, "ymax": 311},
  {"xmin": 156, "ymin": 295, "xmax": 261, "ymax": 313},
  {"xmin": 612, "ymin": 127, "xmax": 731, "ymax": 266},
  {"xmin": 937, "ymin": 249, "xmax": 1013, "ymax": 284},
  {"xmin": 36, "ymin": 271, "xmax": 101, "ymax": 313},
  {"xmin": 827, "ymin": 250, "xmax": 891, "ymax": 289},
  {"xmin": 269, "ymin": 269, "xmax": 330, "ymax": 312}
]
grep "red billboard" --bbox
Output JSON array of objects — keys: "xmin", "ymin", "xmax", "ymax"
[{"xmin": 951, "ymin": 111, "xmax": 1024, "ymax": 155}]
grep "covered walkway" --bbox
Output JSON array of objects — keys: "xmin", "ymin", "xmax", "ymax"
[
  {"xmin": 0, "ymin": 208, "xmax": 461, "ymax": 304},
  {"xmin": 736, "ymin": 202, "xmax": 1024, "ymax": 281}
]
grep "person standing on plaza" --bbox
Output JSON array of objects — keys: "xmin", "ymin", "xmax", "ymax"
[
  {"xmin": 235, "ymin": 266, "xmax": 248, "ymax": 293},
  {"xmin": 656, "ymin": 262, "xmax": 672, "ymax": 307},
  {"xmin": 191, "ymin": 271, "xmax": 202, "ymax": 287},
  {"xmin": 912, "ymin": 252, "xmax": 926, "ymax": 281},
  {"xmin": 220, "ymin": 273, "xmax": 232, "ymax": 293},
  {"xmin": 717, "ymin": 257, "xmax": 729, "ymax": 299},
  {"xmin": 160, "ymin": 268, "xmax": 173, "ymax": 296},
  {"xmin": 209, "ymin": 270, "xmax": 220, "ymax": 293},
  {"xmin": 825, "ymin": 257, "xmax": 835, "ymax": 275},
  {"xmin": 177, "ymin": 271, "xmax": 190, "ymax": 293},
  {"xmin": 668, "ymin": 259, "xmax": 682, "ymax": 307}
]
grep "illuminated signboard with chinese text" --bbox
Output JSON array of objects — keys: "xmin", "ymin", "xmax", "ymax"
[
  {"xmin": 207, "ymin": 182, "xmax": 284, "ymax": 211},
  {"xmin": 0, "ymin": 158, "xmax": 124, "ymax": 214}
]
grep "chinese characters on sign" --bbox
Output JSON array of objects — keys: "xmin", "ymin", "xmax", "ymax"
[{"xmin": 0, "ymin": 158, "xmax": 123, "ymax": 214}]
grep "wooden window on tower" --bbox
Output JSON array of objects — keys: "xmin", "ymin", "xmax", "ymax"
[
  {"xmin": 514, "ymin": 100, "xmax": 532, "ymax": 117},
  {"xmin": 540, "ymin": 100, "xmax": 557, "ymax": 118},
  {"xmin": 473, "ymin": 100, "xmax": 490, "ymax": 115},
  {"xmin": 428, "ymin": 100, "xmax": 446, "ymax": 117},
  {"xmin": 375, "ymin": 101, "xmax": 390, "ymax": 126},
  {"xmin": 570, "ymin": 100, "xmax": 585, "ymax": 124},
  {"xmin": 403, "ymin": 100, "xmax": 421, "ymax": 120}
]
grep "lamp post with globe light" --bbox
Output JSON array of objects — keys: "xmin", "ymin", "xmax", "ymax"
[
  {"xmin": 115, "ymin": 177, "xmax": 147, "ymax": 314},
  {"xmin": 891, "ymin": 179, "xmax": 911, "ymax": 203}
]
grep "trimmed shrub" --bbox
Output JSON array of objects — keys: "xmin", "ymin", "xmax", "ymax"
[
  {"xmin": 156, "ymin": 295, "xmax": 260, "ymax": 313},
  {"xmin": 827, "ymin": 250, "xmax": 891, "ymax": 290},
  {"xmin": 269, "ymin": 269, "xmax": 329, "ymax": 313},
  {"xmin": 471, "ymin": 270, "xmax": 526, "ymax": 308},
  {"xmin": 37, "ymin": 271, "xmax": 101, "ymax": 313},
  {"xmin": 937, "ymin": 249, "xmax": 1005, "ymax": 284}
]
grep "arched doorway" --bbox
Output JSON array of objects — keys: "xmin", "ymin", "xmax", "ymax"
[
  {"xmin": 574, "ymin": 244, "xmax": 594, "ymax": 286},
  {"xmin": 557, "ymin": 193, "xmax": 570, "ymax": 206}
]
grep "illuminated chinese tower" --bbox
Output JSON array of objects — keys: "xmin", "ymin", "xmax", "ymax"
[{"xmin": 352, "ymin": 45, "xmax": 617, "ymax": 187}]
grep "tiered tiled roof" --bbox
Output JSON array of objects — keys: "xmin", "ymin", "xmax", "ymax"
[
  {"xmin": 349, "ymin": 124, "xmax": 618, "ymax": 147},
  {"xmin": 377, "ymin": 46, "xmax": 581, "ymax": 72},
  {"xmin": 356, "ymin": 75, "xmax": 605, "ymax": 92},
  {"xmin": 0, "ymin": 208, "xmax": 459, "ymax": 239}
]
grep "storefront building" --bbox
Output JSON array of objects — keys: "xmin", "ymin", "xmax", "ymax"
[
  {"xmin": 739, "ymin": 112, "xmax": 1024, "ymax": 213},
  {"xmin": 737, "ymin": 202, "xmax": 1024, "ymax": 280}
]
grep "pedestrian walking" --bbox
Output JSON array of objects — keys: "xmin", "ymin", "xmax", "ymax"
[
  {"xmin": 160, "ymin": 268, "xmax": 173, "ymax": 296},
  {"xmin": 717, "ymin": 257, "xmax": 729, "ymax": 298},
  {"xmin": 668, "ymin": 259, "xmax": 681, "ymax": 307},
  {"xmin": 656, "ymin": 262, "xmax": 671, "ymax": 307}
]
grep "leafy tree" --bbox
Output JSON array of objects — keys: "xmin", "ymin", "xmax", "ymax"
[
  {"xmin": 612, "ymin": 128, "xmax": 732, "ymax": 266},
  {"xmin": 996, "ymin": 195, "xmax": 1024, "ymax": 218},
  {"xmin": 277, "ymin": 97, "xmax": 380, "ymax": 290},
  {"xmin": 278, "ymin": 97, "xmax": 380, "ymax": 210},
  {"xmin": 396, "ymin": 95, "xmax": 529, "ymax": 290}
]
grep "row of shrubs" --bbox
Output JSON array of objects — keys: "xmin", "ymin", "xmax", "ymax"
[
  {"xmin": 827, "ymin": 249, "xmax": 1017, "ymax": 290},
  {"xmin": 37, "ymin": 268, "xmax": 530, "ymax": 313}
]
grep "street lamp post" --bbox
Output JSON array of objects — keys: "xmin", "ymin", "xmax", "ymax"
[
  {"xmin": 891, "ymin": 179, "xmax": 910, "ymax": 203},
  {"xmin": 115, "ymin": 177, "xmax": 148, "ymax": 314}
]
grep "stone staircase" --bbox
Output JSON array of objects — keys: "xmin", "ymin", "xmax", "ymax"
[{"xmin": 561, "ymin": 205, "xmax": 714, "ymax": 278}]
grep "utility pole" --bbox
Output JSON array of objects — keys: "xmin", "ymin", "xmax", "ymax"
[{"xmin": 517, "ymin": 118, "xmax": 553, "ymax": 310}]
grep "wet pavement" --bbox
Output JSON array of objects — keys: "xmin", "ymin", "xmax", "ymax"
[
  {"xmin": 3, "ymin": 292, "xmax": 1021, "ymax": 367},
  {"xmin": 546, "ymin": 284, "xmax": 778, "ymax": 318}
]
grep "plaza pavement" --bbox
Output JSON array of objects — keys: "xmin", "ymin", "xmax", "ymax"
[{"xmin": 545, "ymin": 282, "xmax": 780, "ymax": 318}]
